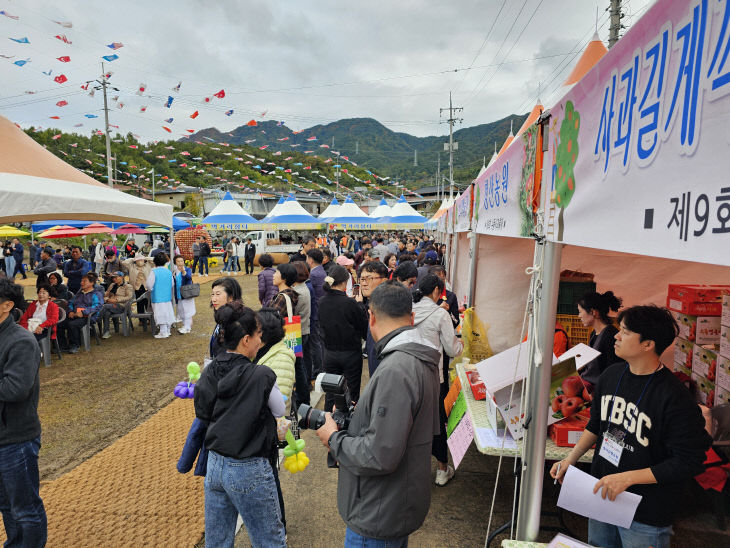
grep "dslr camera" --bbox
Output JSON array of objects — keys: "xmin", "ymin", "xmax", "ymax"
[{"xmin": 298, "ymin": 373, "xmax": 355, "ymax": 467}]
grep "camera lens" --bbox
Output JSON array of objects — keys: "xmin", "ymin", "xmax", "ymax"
[{"xmin": 297, "ymin": 403, "xmax": 327, "ymax": 430}]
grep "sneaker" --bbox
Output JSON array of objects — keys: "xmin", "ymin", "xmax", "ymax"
[
  {"xmin": 102, "ymin": 331, "xmax": 112, "ymax": 339},
  {"xmin": 69, "ymin": 346, "xmax": 80, "ymax": 354},
  {"xmin": 435, "ymin": 465, "xmax": 454, "ymax": 486},
  {"xmin": 154, "ymin": 333, "xmax": 166, "ymax": 339},
  {"xmin": 204, "ymin": 273, "xmax": 209, "ymax": 277},
  {"xmin": 179, "ymin": 328, "xmax": 190, "ymax": 334}
]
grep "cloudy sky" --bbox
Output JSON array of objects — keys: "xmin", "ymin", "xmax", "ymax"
[{"xmin": 0, "ymin": 0, "xmax": 654, "ymax": 142}]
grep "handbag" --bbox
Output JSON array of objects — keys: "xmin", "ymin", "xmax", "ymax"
[
  {"xmin": 180, "ymin": 283, "xmax": 200, "ymax": 299},
  {"xmin": 280, "ymin": 292, "xmax": 303, "ymax": 357}
]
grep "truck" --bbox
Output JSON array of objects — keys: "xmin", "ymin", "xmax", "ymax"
[{"xmin": 242, "ymin": 230, "xmax": 301, "ymax": 256}]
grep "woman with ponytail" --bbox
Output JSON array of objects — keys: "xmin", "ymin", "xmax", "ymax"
[
  {"xmin": 577, "ymin": 290, "xmax": 622, "ymax": 388},
  {"xmin": 412, "ymin": 274, "xmax": 464, "ymax": 487},
  {"xmin": 317, "ymin": 264, "xmax": 368, "ymax": 411},
  {"xmin": 194, "ymin": 302, "xmax": 287, "ymax": 547}
]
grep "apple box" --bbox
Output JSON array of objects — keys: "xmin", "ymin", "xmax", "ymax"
[
  {"xmin": 667, "ymin": 284, "xmax": 730, "ymax": 316},
  {"xmin": 549, "ymin": 414, "xmax": 590, "ymax": 447},
  {"xmin": 717, "ymin": 355, "xmax": 730, "ymax": 392},
  {"xmin": 672, "ymin": 312, "xmax": 721, "ymax": 345},
  {"xmin": 716, "ymin": 386, "xmax": 730, "ymax": 406},
  {"xmin": 673, "ymin": 362, "xmax": 692, "ymax": 379},
  {"xmin": 721, "ymin": 325, "xmax": 730, "ymax": 359},
  {"xmin": 691, "ymin": 372, "xmax": 715, "ymax": 407},
  {"xmin": 465, "ymin": 370, "xmax": 487, "ymax": 401},
  {"xmin": 674, "ymin": 338, "xmax": 694, "ymax": 369},
  {"xmin": 722, "ymin": 291, "xmax": 730, "ymax": 326},
  {"xmin": 692, "ymin": 346, "xmax": 719, "ymax": 382}
]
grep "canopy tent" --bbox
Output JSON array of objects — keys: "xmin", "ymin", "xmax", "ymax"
[
  {"xmin": 515, "ymin": 103, "xmax": 543, "ymax": 138},
  {"xmin": 0, "ymin": 225, "xmax": 30, "ymax": 237},
  {"xmin": 562, "ymin": 32, "xmax": 608, "ymax": 87},
  {"xmin": 262, "ymin": 196, "xmax": 286, "ymax": 222},
  {"xmin": 112, "ymin": 224, "xmax": 150, "ymax": 235},
  {"xmin": 496, "ymin": 122, "xmax": 514, "ymax": 157},
  {"xmin": 261, "ymin": 194, "xmax": 323, "ymax": 229},
  {"xmin": 318, "ymin": 197, "xmax": 341, "ymax": 220},
  {"xmin": 368, "ymin": 198, "xmax": 392, "ymax": 219},
  {"xmin": 378, "ymin": 195, "xmax": 427, "ymax": 227},
  {"xmin": 327, "ymin": 195, "xmax": 374, "ymax": 229},
  {"xmin": 0, "ymin": 116, "xmax": 172, "ymax": 227},
  {"xmin": 201, "ymin": 191, "xmax": 258, "ymax": 230},
  {"xmin": 30, "ymin": 216, "xmax": 189, "ymax": 232},
  {"xmin": 425, "ymin": 197, "xmax": 454, "ymax": 229}
]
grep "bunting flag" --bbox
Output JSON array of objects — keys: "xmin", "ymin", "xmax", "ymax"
[
  {"xmin": 186, "ymin": 129, "xmax": 195, "ymax": 133},
  {"xmin": 277, "ymin": 137, "xmax": 289, "ymax": 141},
  {"xmin": 136, "ymin": 83, "xmax": 146, "ymax": 95},
  {"xmin": 57, "ymin": 56, "xmax": 70, "ymax": 62},
  {"xmin": 165, "ymin": 117, "xmax": 174, "ymax": 123},
  {"xmin": 107, "ymin": 42, "xmax": 123, "ymax": 50},
  {"xmin": 49, "ymin": 116, "xmax": 60, "ymax": 119},
  {"xmin": 277, "ymin": 121, "xmax": 285, "ymax": 126},
  {"xmin": 213, "ymin": 89, "xmax": 225, "ymax": 99},
  {"xmin": 306, "ymin": 136, "xmax": 317, "ymax": 141},
  {"xmin": 9, "ymin": 37, "xmax": 30, "ymax": 44},
  {"xmin": 56, "ymin": 100, "xmax": 68, "ymax": 107},
  {"xmin": 172, "ymin": 81, "xmax": 182, "ymax": 92},
  {"xmin": 162, "ymin": 126, "xmax": 172, "ymax": 133},
  {"xmin": 13, "ymin": 59, "xmax": 29, "ymax": 67},
  {"xmin": 54, "ymin": 21, "xmax": 73, "ymax": 28},
  {"xmin": 102, "ymin": 54, "xmax": 118, "ymax": 62},
  {"xmin": 246, "ymin": 120, "xmax": 257, "ymax": 126},
  {"xmin": 42, "ymin": 68, "xmax": 52, "ymax": 75},
  {"xmin": 55, "ymin": 34, "xmax": 72, "ymax": 44},
  {"xmin": 52, "ymin": 134, "xmax": 62, "ymax": 140},
  {"xmin": 203, "ymin": 97, "xmax": 211, "ymax": 103},
  {"xmin": 224, "ymin": 109, "xmax": 233, "ymax": 116},
  {"xmin": 53, "ymin": 74, "xmax": 67, "ymax": 84},
  {"xmin": 84, "ymin": 114, "xmax": 98, "ymax": 118},
  {"xmin": 0, "ymin": 10, "xmax": 19, "ymax": 19},
  {"xmin": 261, "ymin": 110, "xmax": 267, "ymax": 117},
  {"xmin": 165, "ymin": 96, "xmax": 174, "ymax": 108},
  {"xmin": 190, "ymin": 110, "xmax": 199, "ymax": 119},
  {"xmin": 73, "ymin": 124, "xmax": 83, "ymax": 127},
  {"xmin": 80, "ymin": 83, "xmax": 89, "ymax": 90},
  {"xmin": 139, "ymin": 105, "xmax": 148, "ymax": 112}
]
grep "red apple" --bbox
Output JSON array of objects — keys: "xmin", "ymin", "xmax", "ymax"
[
  {"xmin": 562, "ymin": 376, "xmax": 584, "ymax": 398},
  {"xmin": 561, "ymin": 397, "xmax": 582, "ymax": 418},
  {"xmin": 552, "ymin": 395, "xmax": 566, "ymax": 412}
]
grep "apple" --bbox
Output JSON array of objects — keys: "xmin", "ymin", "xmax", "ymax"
[
  {"xmin": 562, "ymin": 376, "xmax": 584, "ymax": 398},
  {"xmin": 582, "ymin": 387, "xmax": 592, "ymax": 402},
  {"xmin": 552, "ymin": 395, "xmax": 566, "ymax": 412},
  {"xmin": 561, "ymin": 397, "xmax": 582, "ymax": 418}
]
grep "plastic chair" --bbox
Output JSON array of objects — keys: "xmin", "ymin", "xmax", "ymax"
[
  {"xmin": 81, "ymin": 313, "xmax": 101, "ymax": 351},
  {"xmin": 126, "ymin": 291, "xmax": 155, "ymax": 335},
  {"xmin": 39, "ymin": 308, "xmax": 65, "ymax": 367}
]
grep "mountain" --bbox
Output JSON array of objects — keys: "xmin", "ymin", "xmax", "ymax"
[{"xmin": 182, "ymin": 114, "xmax": 529, "ymax": 186}]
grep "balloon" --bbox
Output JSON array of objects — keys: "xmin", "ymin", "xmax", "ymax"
[{"xmin": 187, "ymin": 362, "xmax": 201, "ymax": 383}]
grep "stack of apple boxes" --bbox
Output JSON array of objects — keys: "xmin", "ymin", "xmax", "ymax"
[{"xmin": 669, "ymin": 285, "xmax": 730, "ymax": 408}]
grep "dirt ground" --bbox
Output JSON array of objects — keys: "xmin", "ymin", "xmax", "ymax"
[{"xmin": 29, "ymin": 268, "xmax": 729, "ymax": 546}]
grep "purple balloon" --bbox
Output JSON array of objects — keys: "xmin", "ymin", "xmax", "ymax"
[{"xmin": 186, "ymin": 384, "xmax": 196, "ymax": 398}]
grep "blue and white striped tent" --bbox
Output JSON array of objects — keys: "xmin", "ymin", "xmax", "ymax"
[
  {"xmin": 261, "ymin": 194, "xmax": 323, "ymax": 229},
  {"xmin": 318, "ymin": 197, "xmax": 340, "ymax": 221},
  {"xmin": 377, "ymin": 195, "xmax": 427, "ymax": 228},
  {"xmin": 327, "ymin": 195, "xmax": 374, "ymax": 229},
  {"xmin": 201, "ymin": 191, "xmax": 258, "ymax": 230}
]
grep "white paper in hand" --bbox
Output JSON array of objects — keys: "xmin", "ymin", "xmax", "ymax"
[{"xmin": 557, "ymin": 465, "xmax": 642, "ymax": 529}]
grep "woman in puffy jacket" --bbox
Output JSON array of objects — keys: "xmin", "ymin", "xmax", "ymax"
[
  {"xmin": 257, "ymin": 254, "xmax": 278, "ymax": 307},
  {"xmin": 413, "ymin": 274, "xmax": 463, "ymax": 487},
  {"xmin": 255, "ymin": 308, "xmax": 295, "ymax": 413}
]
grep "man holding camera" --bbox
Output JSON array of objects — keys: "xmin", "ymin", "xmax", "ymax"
[{"xmin": 316, "ymin": 282, "xmax": 441, "ymax": 547}]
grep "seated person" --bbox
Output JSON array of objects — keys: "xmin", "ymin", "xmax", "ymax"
[
  {"xmin": 101, "ymin": 250, "xmax": 126, "ymax": 287},
  {"xmin": 57, "ymin": 274, "xmax": 103, "ymax": 354},
  {"xmin": 48, "ymin": 272, "xmax": 72, "ymax": 303},
  {"xmin": 99, "ymin": 271, "xmax": 134, "ymax": 338},
  {"xmin": 19, "ymin": 284, "xmax": 60, "ymax": 342}
]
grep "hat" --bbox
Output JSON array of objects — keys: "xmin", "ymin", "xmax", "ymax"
[
  {"xmin": 113, "ymin": 271, "xmax": 125, "ymax": 278},
  {"xmin": 425, "ymin": 250, "xmax": 439, "ymax": 263},
  {"xmin": 336, "ymin": 255, "xmax": 354, "ymax": 267}
]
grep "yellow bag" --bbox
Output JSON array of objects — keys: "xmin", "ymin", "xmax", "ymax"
[{"xmin": 459, "ymin": 307, "xmax": 493, "ymax": 364}]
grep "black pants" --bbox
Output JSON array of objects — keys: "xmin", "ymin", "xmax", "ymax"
[
  {"xmin": 293, "ymin": 334, "xmax": 310, "ymax": 408},
  {"xmin": 431, "ymin": 379, "xmax": 449, "ymax": 464},
  {"xmin": 58, "ymin": 317, "xmax": 87, "ymax": 349},
  {"xmin": 323, "ymin": 347, "xmax": 363, "ymax": 412},
  {"xmin": 13, "ymin": 261, "xmax": 26, "ymax": 279},
  {"xmin": 244, "ymin": 257, "xmax": 254, "ymax": 274},
  {"xmin": 191, "ymin": 257, "xmax": 199, "ymax": 272}
]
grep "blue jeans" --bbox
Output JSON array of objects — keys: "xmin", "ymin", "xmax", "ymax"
[
  {"xmin": 225, "ymin": 256, "xmax": 238, "ymax": 273},
  {"xmin": 345, "ymin": 528, "xmax": 408, "ymax": 548},
  {"xmin": 0, "ymin": 437, "xmax": 47, "ymax": 548},
  {"xmin": 588, "ymin": 518, "xmax": 672, "ymax": 548},
  {"xmin": 204, "ymin": 451, "xmax": 285, "ymax": 548},
  {"xmin": 198, "ymin": 256, "xmax": 209, "ymax": 275}
]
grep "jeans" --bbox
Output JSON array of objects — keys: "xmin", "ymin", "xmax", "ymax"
[
  {"xmin": 588, "ymin": 518, "xmax": 673, "ymax": 548},
  {"xmin": 191, "ymin": 256, "xmax": 199, "ymax": 273},
  {"xmin": 198, "ymin": 256, "xmax": 209, "ymax": 275},
  {"xmin": 0, "ymin": 437, "xmax": 47, "ymax": 548},
  {"xmin": 226, "ymin": 256, "xmax": 238, "ymax": 273},
  {"xmin": 344, "ymin": 528, "xmax": 408, "ymax": 548},
  {"xmin": 294, "ymin": 334, "xmax": 310, "ymax": 408},
  {"xmin": 204, "ymin": 451, "xmax": 285, "ymax": 548},
  {"xmin": 4, "ymin": 256, "xmax": 15, "ymax": 279}
]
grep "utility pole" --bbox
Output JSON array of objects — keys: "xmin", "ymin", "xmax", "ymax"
[
  {"xmin": 436, "ymin": 153, "xmax": 441, "ymax": 201},
  {"xmin": 440, "ymin": 92, "xmax": 463, "ymax": 200},
  {"xmin": 608, "ymin": 0, "xmax": 624, "ymax": 48},
  {"xmin": 111, "ymin": 154, "xmax": 116, "ymax": 186},
  {"xmin": 149, "ymin": 167, "xmax": 156, "ymax": 200},
  {"xmin": 355, "ymin": 141, "xmax": 359, "ymax": 155},
  {"xmin": 413, "ymin": 149, "xmax": 418, "ymax": 167},
  {"xmin": 332, "ymin": 136, "xmax": 335, "ymax": 149},
  {"xmin": 93, "ymin": 62, "xmax": 117, "ymax": 188}
]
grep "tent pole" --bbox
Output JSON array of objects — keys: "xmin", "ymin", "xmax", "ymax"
[
  {"xmin": 449, "ymin": 229, "xmax": 459, "ymax": 289},
  {"xmin": 466, "ymin": 231, "xmax": 478, "ymax": 307}
]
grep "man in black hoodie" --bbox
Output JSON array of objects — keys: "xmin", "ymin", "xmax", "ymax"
[
  {"xmin": 317, "ymin": 282, "xmax": 440, "ymax": 546},
  {"xmin": 551, "ymin": 305, "xmax": 711, "ymax": 548},
  {"xmin": 0, "ymin": 279, "xmax": 46, "ymax": 547}
]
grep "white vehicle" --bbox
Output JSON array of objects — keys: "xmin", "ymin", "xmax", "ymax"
[{"xmin": 242, "ymin": 230, "xmax": 300, "ymax": 255}]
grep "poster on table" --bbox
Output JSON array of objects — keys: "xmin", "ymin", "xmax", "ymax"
[
  {"xmin": 473, "ymin": 124, "xmax": 540, "ymax": 238},
  {"xmin": 546, "ymin": 0, "xmax": 730, "ymax": 267},
  {"xmin": 454, "ymin": 187, "xmax": 472, "ymax": 232}
]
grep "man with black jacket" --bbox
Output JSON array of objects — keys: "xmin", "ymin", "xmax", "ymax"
[
  {"xmin": 551, "ymin": 305, "xmax": 711, "ymax": 548},
  {"xmin": 198, "ymin": 237, "xmax": 211, "ymax": 277},
  {"xmin": 355, "ymin": 261, "xmax": 388, "ymax": 375},
  {"xmin": 243, "ymin": 238, "xmax": 256, "ymax": 275},
  {"xmin": 0, "ymin": 279, "xmax": 46, "ymax": 546},
  {"xmin": 316, "ymin": 282, "xmax": 440, "ymax": 546}
]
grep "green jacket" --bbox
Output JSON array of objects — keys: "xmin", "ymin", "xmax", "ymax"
[{"xmin": 258, "ymin": 340, "xmax": 295, "ymax": 413}]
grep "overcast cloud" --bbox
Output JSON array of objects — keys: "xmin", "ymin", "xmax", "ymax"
[{"xmin": 0, "ymin": 0, "xmax": 654, "ymax": 142}]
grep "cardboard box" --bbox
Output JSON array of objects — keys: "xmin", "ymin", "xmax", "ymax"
[
  {"xmin": 722, "ymin": 292, "xmax": 730, "ymax": 326},
  {"xmin": 674, "ymin": 362, "xmax": 692, "ymax": 378},
  {"xmin": 721, "ymin": 325, "xmax": 730, "ymax": 358},
  {"xmin": 672, "ymin": 312, "xmax": 721, "ymax": 345},
  {"xmin": 692, "ymin": 372, "xmax": 715, "ymax": 407},
  {"xmin": 549, "ymin": 413, "xmax": 590, "ymax": 447},
  {"xmin": 716, "ymin": 386, "xmax": 730, "ymax": 406},
  {"xmin": 718, "ymin": 355, "xmax": 730, "ymax": 392},
  {"xmin": 674, "ymin": 338, "xmax": 694, "ymax": 369},
  {"xmin": 692, "ymin": 346, "xmax": 719, "ymax": 382},
  {"xmin": 667, "ymin": 284, "xmax": 730, "ymax": 302},
  {"xmin": 465, "ymin": 370, "xmax": 487, "ymax": 401}
]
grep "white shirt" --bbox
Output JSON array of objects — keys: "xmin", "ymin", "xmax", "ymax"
[{"xmin": 32, "ymin": 301, "xmax": 49, "ymax": 323}]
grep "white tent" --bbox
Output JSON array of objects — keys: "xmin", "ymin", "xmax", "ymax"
[
  {"xmin": 368, "ymin": 198, "xmax": 392, "ymax": 219},
  {"xmin": 0, "ymin": 116, "xmax": 172, "ymax": 226},
  {"xmin": 318, "ymin": 197, "xmax": 341, "ymax": 220},
  {"xmin": 333, "ymin": 196, "xmax": 369, "ymax": 219},
  {"xmin": 202, "ymin": 191, "xmax": 258, "ymax": 229},
  {"xmin": 262, "ymin": 194, "xmax": 323, "ymax": 229},
  {"xmin": 262, "ymin": 196, "xmax": 286, "ymax": 221}
]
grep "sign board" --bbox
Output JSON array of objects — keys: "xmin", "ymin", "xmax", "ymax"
[
  {"xmin": 444, "ymin": 142, "xmax": 458, "ymax": 151},
  {"xmin": 546, "ymin": 0, "xmax": 730, "ymax": 266},
  {"xmin": 454, "ymin": 187, "xmax": 472, "ymax": 232}
]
